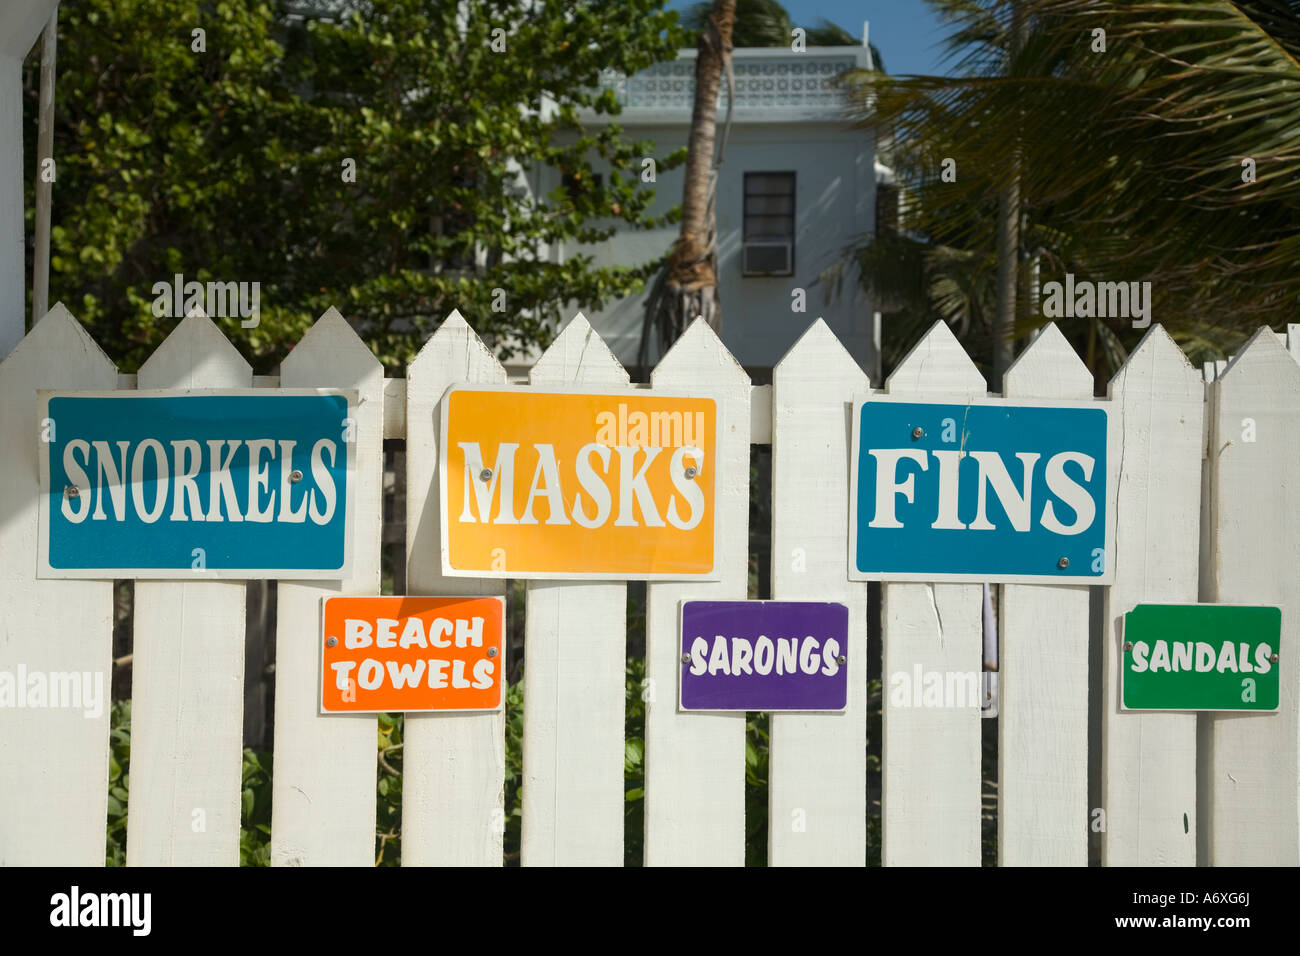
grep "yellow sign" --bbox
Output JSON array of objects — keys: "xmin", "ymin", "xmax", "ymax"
[{"xmin": 440, "ymin": 387, "xmax": 719, "ymax": 579}]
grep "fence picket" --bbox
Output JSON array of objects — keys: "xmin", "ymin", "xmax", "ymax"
[
  {"xmin": 768, "ymin": 319, "xmax": 870, "ymax": 865},
  {"xmin": 270, "ymin": 308, "xmax": 383, "ymax": 865},
  {"xmin": 880, "ymin": 320, "xmax": 984, "ymax": 865},
  {"xmin": 522, "ymin": 314, "xmax": 628, "ymax": 865},
  {"xmin": 644, "ymin": 319, "xmax": 751, "ymax": 865},
  {"xmin": 0, "ymin": 304, "xmax": 117, "ymax": 864},
  {"xmin": 1203, "ymin": 329, "xmax": 1300, "ymax": 865},
  {"xmin": 1101, "ymin": 326, "xmax": 1202, "ymax": 865},
  {"xmin": 127, "ymin": 313, "xmax": 250, "ymax": 865},
  {"xmin": 402, "ymin": 311, "xmax": 507, "ymax": 866},
  {"xmin": 998, "ymin": 323, "xmax": 1093, "ymax": 865}
]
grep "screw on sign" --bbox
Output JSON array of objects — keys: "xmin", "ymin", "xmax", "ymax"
[
  {"xmin": 440, "ymin": 386, "xmax": 720, "ymax": 579},
  {"xmin": 38, "ymin": 389, "xmax": 355, "ymax": 578},
  {"xmin": 320, "ymin": 596, "xmax": 506, "ymax": 714},
  {"xmin": 679, "ymin": 600, "xmax": 850, "ymax": 712},
  {"xmin": 1121, "ymin": 603, "xmax": 1281, "ymax": 711},
  {"xmin": 850, "ymin": 397, "xmax": 1113, "ymax": 583}
]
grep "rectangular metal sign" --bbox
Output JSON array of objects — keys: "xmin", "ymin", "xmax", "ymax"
[
  {"xmin": 680, "ymin": 600, "xmax": 849, "ymax": 711},
  {"xmin": 321, "ymin": 596, "xmax": 505, "ymax": 713},
  {"xmin": 1122, "ymin": 603, "xmax": 1281, "ymax": 711},
  {"xmin": 849, "ymin": 397, "xmax": 1113, "ymax": 583},
  {"xmin": 38, "ymin": 390, "xmax": 355, "ymax": 579},
  {"xmin": 440, "ymin": 386, "xmax": 719, "ymax": 579}
]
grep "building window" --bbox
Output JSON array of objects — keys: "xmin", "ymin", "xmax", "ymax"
[{"xmin": 742, "ymin": 172, "xmax": 795, "ymax": 276}]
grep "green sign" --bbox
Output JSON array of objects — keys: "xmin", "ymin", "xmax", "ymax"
[{"xmin": 1122, "ymin": 604, "xmax": 1281, "ymax": 711}]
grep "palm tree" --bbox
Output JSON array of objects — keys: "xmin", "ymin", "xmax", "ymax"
[
  {"xmin": 680, "ymin": 0, "xmax": 886, "ymax": 70},
  {"xmin": 641, "ymin": 0, "xmax": 735, "ymax": 361},
  {"xmin": 837, "ymin": 0, "xmax": 1300, "ymax": 386}
]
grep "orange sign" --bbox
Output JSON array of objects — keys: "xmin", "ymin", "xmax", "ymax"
[
  {"xmin": 320, "ymin": 596, "xmax": 505, "ymax": 713},
  {"xmin": 440, "ymin": 387, "xmax": 719, "ymax": 579}
]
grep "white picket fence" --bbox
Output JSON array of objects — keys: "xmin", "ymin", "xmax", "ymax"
[{"xmin": 1, "ymin": 303, "xmax": 1297, "ymax": 867}]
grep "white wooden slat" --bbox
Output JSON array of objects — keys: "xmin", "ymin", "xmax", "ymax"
[
  {"xmin": 768, "ymin": 319, "xmax": 870, "ymax": 865},
  {"xmin": 270, "ymin": 308, "xmax": 382, "ymax": 866},
  {"xmin": 522, "ymin": 313, "xmax": 628, "ymax": 866},
  {"xmin": 998, "ymin": 323, "xmax": 1092, "ymax": 866},
  {"xmin": 750, "ymin": 384, "xmax": 772, "ymax": 443},
  {"xmin": 0, "ymin": 55, "xmax": 25, "ymax": 360},
  {"xmin": 644, "ymin": 318, "xmax": 751, "ymax": 866},
  {"xmin": 384, "ymin": 377, "xmax": 406, "ymax": 440},
  {"xmin": 0, "ymin": 304, "xmax": 117, "ymax": 864},
  {"xmin": 127, "ymin": 313, "xmax": 250, "ymax": 865},
  {"xmin": 881, "ymin": 320, "xmax": 984, "ymax": 866},
  {"xmin": 1288, "ymin": 324, "xmax": 1300, "ymax": 364},
  {"xmin": 1102, "ymin": 326, "xmax": 1202, "ymax": 866},
  {"xmin": 402, "ymin": 310, "xmax": 507, "ymax": 866},
  {"xmin": 1204, "ymin": 328, "xmax": 1300, "ymax": 865}
]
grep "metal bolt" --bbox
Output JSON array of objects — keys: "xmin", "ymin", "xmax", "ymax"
[
  {"xmin": 1271, "ymin": 653, "xmax": 1279, "ymax": 663},
  {"xmin": 479, "ymin": 468, "xmax": 493, "ymax": 482},
  {"xmin": 64, "ymin": 484, "xmax": 79, "ymax": 498},
  {"xmin": 1124, "ymin": 641, "xmax": 1133, "ymax": 651},
  {"xmin": 326, "ymin": 636, "xmax": 338, "ymax": 647},
  {"xmin": 680, "ymin": 653, "xmax": 691, "ymax": 664},
  {"xmin": 684, "ymin": 466, "xmax": 699, "ymax": 480},
  {"xmin": 911, "ymin": 426, "xmax": 924, "ymax": 440},
  {"xmin": 289, "ymin": 470, "xmax": 303, "ymax": 483},
  {"xmin": 836, "ymin": 655, "xmax": 847, "ymax": 666},
  {"xmin": 487, "ymin": 647, "xmax": 498, "ymax": 658},
  {"xmin": 1057, "ymin": 557, "xmax": 1070, "ymax": 569}
]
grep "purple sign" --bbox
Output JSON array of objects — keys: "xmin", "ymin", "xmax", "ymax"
[{"xmin": 680, "ymin": 600, "xmax": 849, "ymax": 711}]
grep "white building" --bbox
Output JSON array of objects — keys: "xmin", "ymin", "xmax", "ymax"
[{"xmin": 511, "ymin": 42, "xmax": 884, "ymax": 382}]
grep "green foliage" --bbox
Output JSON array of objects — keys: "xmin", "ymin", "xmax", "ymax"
[
  {"xmin": 838, "ymin": 0, "xmax": 1300, "ymax": 380},
  {"xmin": 105, "ymin": 700, "xmax": 131, "ymax": 866},
  {"xmin": 503, "ymin": 678, "xmax": 525, "ymax": 863},
  {"xmin": 375, "ymin": 711, "xmax": 404, "ymax": 865},
  {"xmin": 623, "ymin": 657, "xmax": 646, "ymax": 864},
  {"xmin": 240, "ymin": 750, "xmax": 273, "ymax": 866},
  {"xmin": 25, "ymin": 0, "xmax": 689, "ymax": 372}
]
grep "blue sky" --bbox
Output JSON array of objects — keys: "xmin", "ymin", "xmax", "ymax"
[{"xmin": 666, "ymin": 0, "xmax": 954, "ymax": 77}]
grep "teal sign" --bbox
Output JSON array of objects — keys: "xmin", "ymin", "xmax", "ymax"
[
  {"xmin": 849, "ymin": 399, "xmax": 1111, "ymax": 583},
  {"xmin": 1122, "ymin": 604, "xmax": 1281, "ymax": 711},
  {"xmin": 40, "ymin": 390, "xmax": 354, "ymax": 578}
]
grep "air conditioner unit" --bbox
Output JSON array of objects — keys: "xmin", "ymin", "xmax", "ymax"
[{"xmin": 742, "ymin": 240, "xmax": 793, "ymax": 277}]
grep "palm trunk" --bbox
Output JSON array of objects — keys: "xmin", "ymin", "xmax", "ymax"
[
  {"xmin": 992, "ymin": 0, "xmax": 1027, "ymax": 391},
  {"xmin": 661, "ymin": 0, "xmax": 734, "ymax": 344}
]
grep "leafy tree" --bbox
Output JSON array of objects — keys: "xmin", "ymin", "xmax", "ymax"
[
  {"xmin": 838, "ymin": 0, "xmax": 1300, "ymax": 385},
  {"xmin": 24, "ymin": 0, "xmax": 688, "ymax": 371}
]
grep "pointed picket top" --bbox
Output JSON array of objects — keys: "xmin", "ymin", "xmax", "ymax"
[
  {"xmin": 1217, "ymin": 325, "xmax": 1300, "ymax": 385},
  {"xmin": 1003, "ymin": 322, "xmax": 1092, "ymax": 399},
  {"xmin": 651, "ymin": 316, "xmax": 748, "ymax": 388},
  {"xmin": 281, "ymin": 306, "xmax": 381, "ymax": 381},
  {"xmin": 408, "ymin": 309, "xmax": 507, "ymax": 384},
  {"xmin": 0, "ymin": 1, "xmax": 59, "ymax": 58},
  {"xmin": 1107, "ymin": 324, "xmax": 1200, "ymax": 398},
  {"xmin": 532, "ymin": 312, "xmax": 628, "ymax": 387},
  {"xmin": 773, "ymin": 317, "xmax": 869, "ymax": 389},
  {"xmin": 137, "ymin": 311, "xmax": 251, "ymax": 389},
  {"xmin": 437, "ymin": 308, "xmax": 471, "ymax": 332},
  {"xmin": 885, "ymin": 319, "xmax": 985, "ymax": 397},
  {"xmin": 0, "ymin": 301, "xmax": 115, "ymax": 377}
]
